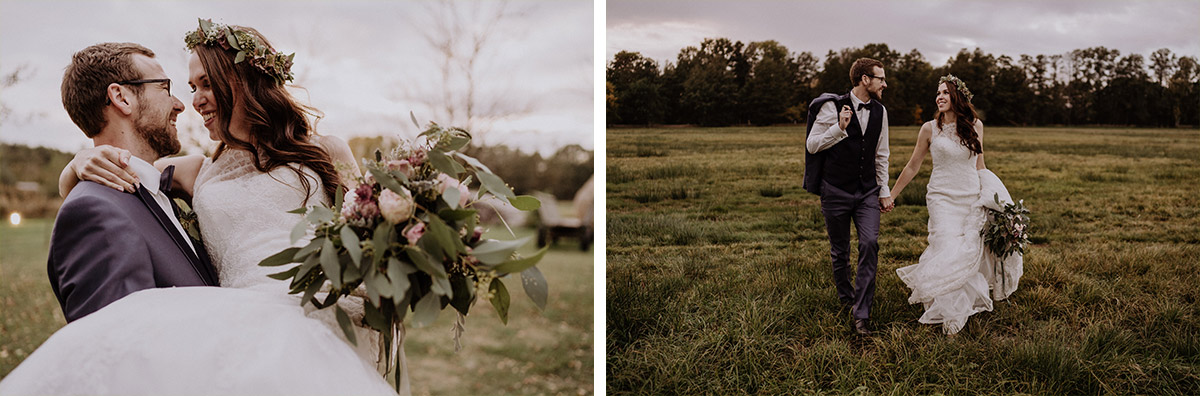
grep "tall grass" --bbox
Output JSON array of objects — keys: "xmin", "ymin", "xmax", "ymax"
[{"xmin": 607, "ymin": 125, "xmax": 1200, "ymax": 395}]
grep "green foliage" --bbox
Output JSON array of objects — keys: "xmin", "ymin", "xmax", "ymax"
[
  {"xmin": 608, "ymin": 41, "xmax": 1200, "ymax": 127},
  {"xmin": 607, "ymin": 125, "xmax": 1200, "ymax": 395},
  {"xmin": 0, "ymin": 144, "xmax": 73, "ymax": 218}
]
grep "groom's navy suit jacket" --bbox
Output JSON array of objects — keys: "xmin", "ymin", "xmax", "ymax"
[{"xmin": 48, "ymin": 181, "xmax": 219, "ymax": 322}]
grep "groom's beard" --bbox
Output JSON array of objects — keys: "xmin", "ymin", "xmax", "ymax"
[
  {"xmin": 869, "ymin": 89, "xmax": 883, "ymax": 102},
  {"xmin": 134, "ymin": 101, "xmax": 182, "ymax": 159}
]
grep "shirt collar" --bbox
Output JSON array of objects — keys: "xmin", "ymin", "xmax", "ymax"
[
  {"xmin": 127, "ymin": 156, "xmax": 161, "ymax": 193},
  {"xmin": 850, "ymin": 93, "xmax": 871, "ymax": 109}
]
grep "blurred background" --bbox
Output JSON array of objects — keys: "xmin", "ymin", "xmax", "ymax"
[{"xmin": 0, "ymin": 1, "xmax": 595, "ymax": 394}]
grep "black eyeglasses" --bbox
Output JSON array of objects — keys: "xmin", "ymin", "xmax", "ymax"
[
  {"xmin": 867, "ymin": 75, "xmax": 886, "ymax": 83},
  {"xmin": 116, "ymin": 78, "xmax": 171, "ymax": 92}
]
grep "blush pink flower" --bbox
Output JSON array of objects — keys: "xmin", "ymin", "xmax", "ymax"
[
  {"xmin": 404, "ymin": 221, "xmax": 426, "ymax": 245},
  {"xmin": 436, "ymin": 173, "xmax": 471, "ymax": 207},
  {"xmin": 378, "ymin": 188, "xmax": 415, "ymax": 224},
  {"xmin": 387, "ymin": 159, "xmax": 415, "ymax": 179}
]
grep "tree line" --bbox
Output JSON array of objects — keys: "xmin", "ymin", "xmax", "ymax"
[{"xmin": 607, "ymin": 40, "xmax": 1200, "ymax": 127}]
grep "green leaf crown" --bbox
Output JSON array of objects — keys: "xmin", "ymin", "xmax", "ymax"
[
  {"xmin": 184, "ymin": 18, "xmax": 295, "ymax": 85},
  {"xmin": 939, "ymin": 74, "xmax": 973, "ymax": 102}
]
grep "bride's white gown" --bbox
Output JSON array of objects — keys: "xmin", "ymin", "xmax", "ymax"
[
  {"xmin": 895, "ymin": 122, "xmax": 1023, "ymax": 335},
  {"xmin": 0, "ymin": 149, "xmax": 397, "ymax": 395}
]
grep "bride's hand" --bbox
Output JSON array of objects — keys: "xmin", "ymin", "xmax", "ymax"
[
  {"xmin": 71, "ymin": 145, "xmax": 140, "ymax": 193},
  {"xmin": 880, "ymin": 196, "xmax": 895, "ymax": 213}
]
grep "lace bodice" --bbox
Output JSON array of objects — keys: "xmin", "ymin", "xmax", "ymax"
[
  {"xmin": 192, "ymin": 148, "xmax": 327, "ymax": 293},
  {"xmin": 927, "ymin": 121, "xmax": 980, "ymax": 200}
]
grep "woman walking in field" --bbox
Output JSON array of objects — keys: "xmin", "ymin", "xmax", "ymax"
[{"xmin": 885, "ymin": 75, "xmax": 1023, "ymax": 335}]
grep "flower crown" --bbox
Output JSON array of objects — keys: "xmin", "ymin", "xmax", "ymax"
[
  {"xmin": 939, "ymin": 74, "xmax": 973, "ymax": 102},
  {"xmin": 184, "ymin": 18, "xmax": 295, "ymax": 85}
]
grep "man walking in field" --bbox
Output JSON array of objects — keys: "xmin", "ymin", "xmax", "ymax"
[{"xmin": 803, "ymin": 57, "xmax": 893, "ymax": 336}]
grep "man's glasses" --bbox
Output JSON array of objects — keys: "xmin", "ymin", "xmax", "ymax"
[
  {"xmin": 116, "ymin": 78, "xmax": 171, "ymax": 92},
  {"xmin": 867, "ymin": 75, "xmax": 886, "ymax": 83}
]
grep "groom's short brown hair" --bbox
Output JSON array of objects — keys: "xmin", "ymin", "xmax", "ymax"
[
  {"xmin": 61, "ymin": 42, "xmax": 155, "ymax": 138},
  {"xmin": 849, "ymin": 58, "xmax": 884, "ymax": 87}
]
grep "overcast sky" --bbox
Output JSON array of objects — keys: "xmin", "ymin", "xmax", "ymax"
[
  {"xmin": 0, "ymin": 0, "xmax": 592, "ymax": 156},
  {"xmin": 608, "ymin": 0, "xmax": 1200, "ymax": 70}
]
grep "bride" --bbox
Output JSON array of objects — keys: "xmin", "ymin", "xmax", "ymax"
[
  {"xmin": 886, "ymin": 75, "xmax": 1023, "ymax": 335},
  {"xmin": 0, "ymin": 21, "xmax": 400, "ymax": 395}
]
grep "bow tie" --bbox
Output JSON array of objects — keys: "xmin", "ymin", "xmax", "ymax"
[
  {"xmin": 159, "ymin": 165, "xmax": 175, "ymax": 194},
  {"xmin": 857, "ymin": 102, "xmax": 872, "ymax": 111}
]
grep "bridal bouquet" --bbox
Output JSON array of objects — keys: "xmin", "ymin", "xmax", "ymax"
[
  {"xmin": 980, "ymin": 193, "xmax": 1031, "ymax": 259},
  {"xmin": 258, "ymin": 117, "xmax": 546, "ymax": 390}
]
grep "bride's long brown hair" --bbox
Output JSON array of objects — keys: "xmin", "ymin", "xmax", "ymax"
[
  {"xmin": 935, "ymin": 81, "xmax": 982, "ymax": 155},
  {"xmin": 192, "ymin": 26, "xmax": 338, "ymax": 205}
]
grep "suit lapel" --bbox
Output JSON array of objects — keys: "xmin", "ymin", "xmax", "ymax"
[{"xmin": 134, "ymin": 186, "xmax": 217, "ymax": 286}]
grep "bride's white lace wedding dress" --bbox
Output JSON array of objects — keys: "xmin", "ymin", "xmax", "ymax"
[
  {"xmin": 0, "ymin": 149, "xmax": 397, "ymax": 396},
  {"xmin": 895, "ymin": 122, "xmax": 1023, "ymax": 335}
]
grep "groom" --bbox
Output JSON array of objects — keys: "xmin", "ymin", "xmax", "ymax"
[
  {"xmin": 803, "ymin": 58, "xmax": 893, "ymax": 336},
  {"xmin": 50, "ymin": 42, "xmax": 219, "ymax": 322}
]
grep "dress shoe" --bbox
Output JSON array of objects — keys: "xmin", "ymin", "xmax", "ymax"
[{"xmin": 853, "ymin": 319, "xmax": 872, "ymax": 336}]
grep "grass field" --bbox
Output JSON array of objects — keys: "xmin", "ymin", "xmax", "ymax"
[
  {"xmin": 0, "ymin": 218, "xmax": 593, "ymax": 395},
  {"xmin": 607, "ymin": 125, "xmax": 1199, "ymax": 395}
]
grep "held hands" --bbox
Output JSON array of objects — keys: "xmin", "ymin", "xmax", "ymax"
[
  {"xmin": 880, "ymin": 196, "xmax": 895, "ymax": 213},
  {"xmin": 838, "ymin": 105, "xmax": 852, "ymax": 130},
  {"xmin": 72, "ymin": 145, "xmax": 140, "ymax": 193}
]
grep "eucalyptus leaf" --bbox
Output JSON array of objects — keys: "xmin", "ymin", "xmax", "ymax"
[
  {"xmin": 428, "ymin": 150, "xmax": 465, "ymax": 176},
  {"xmin": 508, "ymin": 195, "xmax": 541, "ymax": 211},
  {"xmin": 425, "ymin": 215, "xmax": 466, "ymax": 260},
  {"xmin": 472, "ymin": 237, "xmax": 532, "ymax": 266},
  {"xmin": 287, "ymin": 206, "xmax": 308, "ymax": 214},
  {"xmin": 362, "ymin": 302, "xmax": 390, "ymax": 333},
  {"xmin": 307, "ymin": 205, "xmax": 335, "ymax": 224},
  {"xmin": 405, "ymin": 247, "xmax": 448, "ymax": 279},
  {"xmin": 449, "ymin": 275, "xmax": 473, "ymax": 315},
  {"xmin": 293, "ymin": 254, "xmax": 320, "ymax": 289},
  {"xmin": 341, "ymin": 253, "xmax": 362, "ymax": 284},
  {"xmin": 289, "ymin": 219, "xmax": 308, "ymax": 245},
  {"xmin": 320, "ymin": 238, "xmax": 341, "ymax": 287},
  {"xmin": 225, "ymin": 27, "xmax": 241, "ymax": 50},
  {"xmin": 367, "ymin": 268, "xmax": 393, "ymax": 299},
  {"xmin": 369, "ymin": 166, "xmax": 407, "ymax": 196},
  {"xmin": 520, "ymin": 266, "xmax": 549, "ymax": 311},
  {"xmin": 410, "ymin": 111, "xmax": 420, "ymax": 128},
  {"xmin": 411, "ymin": 292, "xmax": 441, "ymax": 328},
  {"xmin": 430, "ymin": 275, "xmax": 453, "ymax": 299},
  {"xmin": 341, "ymin": 226, "xmax": 362, "ymax": 266},
  {"xmin": 476, "ymin": 171, "xmax": 514, "ymax": 198},
  {"xmin": 199, "ymin": 18, "xmax": 213, "ymax": 33},
  {"xmin": 294, "ymin": 236, "xmax": 324, "ymax": 261},
  {"xmin": 334, "ymin": 305, "xmax": 358, "ymax": 346},
  {"xmin": 442, "ymin": 186, "xmax": 461, "ymax": 209},
  {"xmin": 489, "ymin": 278, "xmax": 510, "ymax": 325},
  {"xmin": 234, "ymin": 51, "xmax": 246, "ymax": 64},
  {"xmin": 454, "ymin": 152, "xmax": 493, "ymax": 174},
  {"xmin": 372, "ymin": 220, "xmax": 392, "ymax": 267},
  {"xmin": 334, "ymin": 184, "xmax": 344, "ymax": 213},
  {"xmin": 259, "ymin": 247, "xmax": 301, "ymax": 267},
  {"xmin": 437, "ymin": 209, "xmax": 476, "ymax": 222},
  {"xmin": 266, "ymin": 265, "xmax": 299, "ymax": 280},
  {"xmin": 300, "ymin": 274, "xmax": 325, "ymax": 306},
  {"xmin": 493, "ymin": 245, "xmax": 549, "ymax": 274}
]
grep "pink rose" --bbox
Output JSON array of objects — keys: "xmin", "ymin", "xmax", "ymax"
[
  {"xmin": 342, "ymin": 183, "xmax": 379, "ymax": 224},
  {"xmin": 404, "ymin": 221, "xmax": 426, "ymax": 245},
  {"xmin": 378, "ymin": 188, "xmax": 415, "ymax": 224},
  {"xmin": 436, "ymin": 173, "xmax": 471, "ymax": 207},
  {"xmin": 387, "ymin": 159, "xmax": 415, "ymax": 179}
]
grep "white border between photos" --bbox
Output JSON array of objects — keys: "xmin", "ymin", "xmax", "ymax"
[{"xmin": 592, "ymin": 0, "xmax": 607, "ymax": 393}]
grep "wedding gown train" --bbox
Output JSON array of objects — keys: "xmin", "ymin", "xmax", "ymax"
[
  {"xmin": 895, "ymin": 122, "xmax": 1022, "ymax": 335},
  {"xmin": 0, "ymin": 149, "xmax": 398, "ymax": 396}
]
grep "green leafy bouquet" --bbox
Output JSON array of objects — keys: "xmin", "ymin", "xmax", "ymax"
[
  {"xmin": 257, "ymin": 119, "xmax": 546, "ymax": 391},
  {"xmin": 980, "ymin": 193, "xmax": 1031, "ymax": 259}
]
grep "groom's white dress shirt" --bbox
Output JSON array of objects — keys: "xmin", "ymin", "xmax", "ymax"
[
  {"xmin": 805, "ymin": 93, "xmax": 891, "ymax": 198},
  {"xmin": 128, "ymin": 156, "xmax": 197, "ymax": 253}
]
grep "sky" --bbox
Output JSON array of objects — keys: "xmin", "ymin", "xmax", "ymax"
[
  {"xmin": 0, "ymin": 0, "xmax": 593, "ymax": 156},
  {"xmin": 608, "ymin": 0, "xmax": 1200, "ymax": 69}
]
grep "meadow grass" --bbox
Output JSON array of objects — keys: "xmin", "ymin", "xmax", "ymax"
[
  {"xmin": 607, "ymin": 125, "xmax": 1199, "ymax": 395},
  {"xmin": 0, "ymin": 219, "xmax": 593, "ymax": 395}
]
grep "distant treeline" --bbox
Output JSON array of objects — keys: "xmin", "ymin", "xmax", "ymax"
[
  {"xmin": 607, "ymin": 41, "xmax": 1200, "ymax": 127},
  {"xmin": 0, "ymin": 143, "xmax": 73, "ymax": 217}
]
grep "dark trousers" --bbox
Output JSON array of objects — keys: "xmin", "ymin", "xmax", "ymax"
[{"xmin": 819, "ymin": 181, "xmax": 880, "ymax": 320}]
